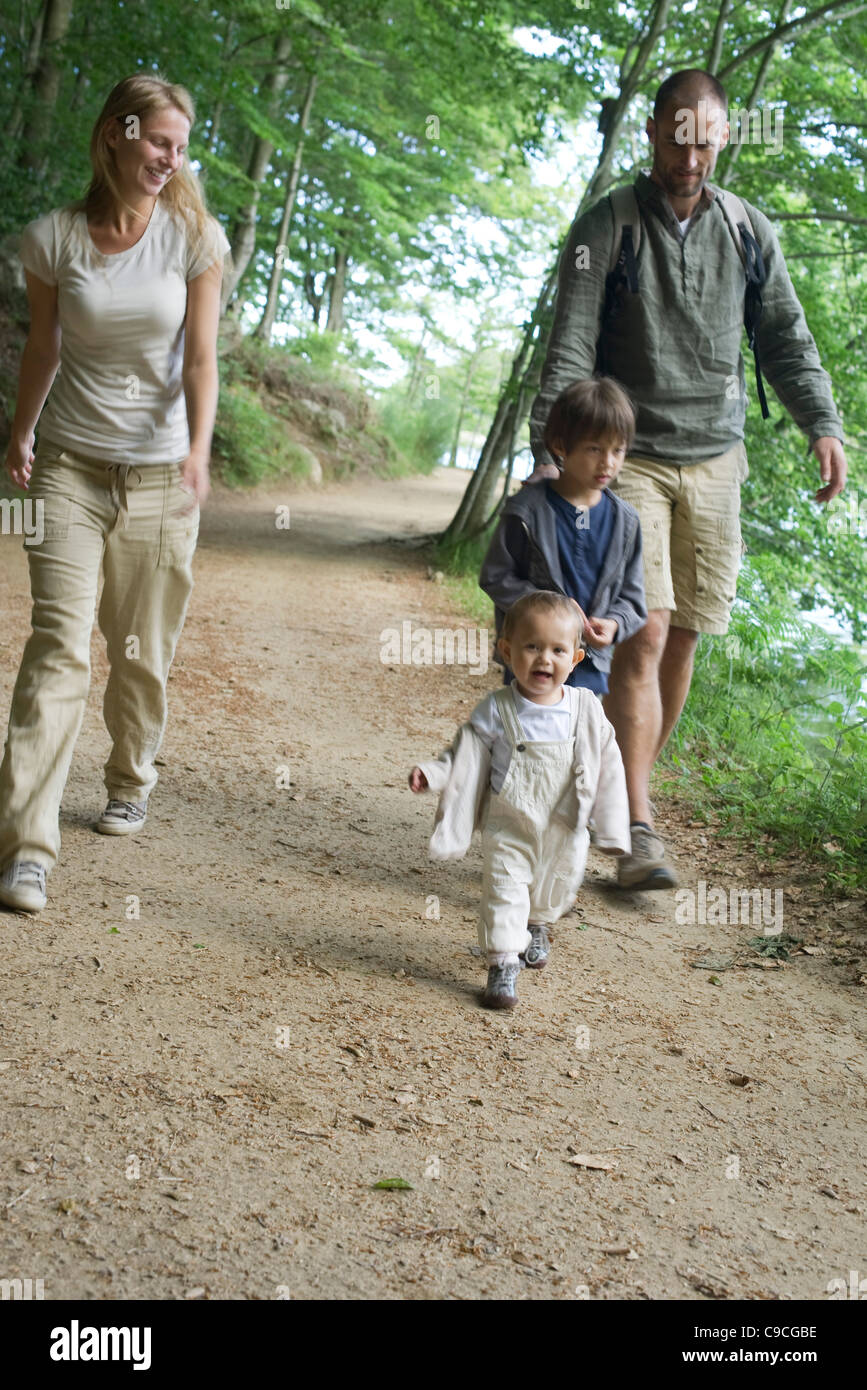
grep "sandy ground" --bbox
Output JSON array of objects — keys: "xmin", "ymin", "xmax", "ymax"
[{"xmin": 0, "ymin": 466, "xmax": 864, "ymax": 1302}]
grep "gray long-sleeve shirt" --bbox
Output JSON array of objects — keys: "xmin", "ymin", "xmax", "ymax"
[{"xmin": 529, "ymin": 170, "xmax": 843, "ymax": 468}]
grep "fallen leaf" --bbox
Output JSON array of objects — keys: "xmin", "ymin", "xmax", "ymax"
[
  {"xmin": 692, "ymin": 955, "xmax": 734, "ymax": 971},
  {"xmin": 566, "ymin": 1154, "xmax": 617, "ymax": 1172}
]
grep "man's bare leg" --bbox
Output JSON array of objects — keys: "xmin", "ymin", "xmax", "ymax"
[
  {"xmin": 656, "ymin": 625, "xmax": 699, "ymax": 758},
  {"xmin": 604, "ymin": 612, "xmax": 700, "ymax": 889},
  {"xmin": 604, "ymin": 610, "xmax": 670, "ymax": 826}
]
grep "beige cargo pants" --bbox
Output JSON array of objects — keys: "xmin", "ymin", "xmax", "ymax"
[{"xmin": 0, "ymin": 445, "xmax": 198, "ymax": 872}]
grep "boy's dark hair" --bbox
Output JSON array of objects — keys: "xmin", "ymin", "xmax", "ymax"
[
  {"xmin": 502, "ymin": 591, "xmax": 584, "ymax": 646},
  {"xmin": 653, "ymin": 68, "xmax": 727, "ymax": 124},
  {"xmin": 543, "ymin": 376, "xmax": 636, "ymax": 461}
]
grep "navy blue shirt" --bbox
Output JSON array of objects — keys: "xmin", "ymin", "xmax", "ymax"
[{"xmin": 547, "ymin": 483, "xmax": 614, "ymax": 694}]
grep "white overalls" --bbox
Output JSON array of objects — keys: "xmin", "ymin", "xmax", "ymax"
[{"xmin": 479, "ymin": 685, "xmax": 590, "ymax": 957}]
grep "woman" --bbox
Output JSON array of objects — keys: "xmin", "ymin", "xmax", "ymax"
[{"xmin": 0, "ymin": 74, "xmax": 229, "ymax": 913}]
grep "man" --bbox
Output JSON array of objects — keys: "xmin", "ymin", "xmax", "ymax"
[{"xmin": 526, "ymin": 68, "xmax": 846, "ymax": 890}]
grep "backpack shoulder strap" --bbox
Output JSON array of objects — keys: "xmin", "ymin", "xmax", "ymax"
[
  {"xmin": 711, "ymin": 185, "xmax": 771, "ymax": 420},
  {"xmin": 607, "ymin": 184, "xmax": 641, "ymax": 290},
  {"xmin": 712, "ymin": 187, "xmax": 754, "ymax": 265}
]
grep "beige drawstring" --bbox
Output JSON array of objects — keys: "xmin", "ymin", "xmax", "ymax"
[{"xmin": 105, "ymin": 462, "xmax": 143, "ymax": 530}]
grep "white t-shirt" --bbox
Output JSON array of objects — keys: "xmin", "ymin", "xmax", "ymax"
[
  {"xmin": 677, "ymin": 214, "xmax": 692, "ymax": 237},
  {"xmin": 19, "ymin": 199, "xmax": 230, "ymax": 465},
  {"xmin": 470, "ymin": 686, "xmax": 573, "ymax": 793}
]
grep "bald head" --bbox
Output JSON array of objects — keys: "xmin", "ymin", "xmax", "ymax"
[{"xmin": 653, "ymin": 68, "xmax": 727, "ymax": 125}]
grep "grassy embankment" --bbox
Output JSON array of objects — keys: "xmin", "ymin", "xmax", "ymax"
[{"xmin": 435, "ymin": 521, "xmax": 867, "ymax": 895}]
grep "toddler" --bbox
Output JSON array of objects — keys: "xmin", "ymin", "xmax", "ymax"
[{"xmin": 410, "ymin": 592, "xmax": 630, "ymax": 1009}]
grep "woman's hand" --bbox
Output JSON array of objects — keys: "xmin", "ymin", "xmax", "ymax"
[
  {"xmin": 409, "ymin": 767, "xmax": 428, "ymax": 793},
  {"xmin": 4, "ymin": 433, "xmax": 35, "ymax": 490},
  {"xmin": 178, "ymin": 449, "xmax": 210, "ymax": 511}
]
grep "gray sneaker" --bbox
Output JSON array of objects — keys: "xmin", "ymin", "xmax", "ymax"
[
  {"xmin": 521, "ymin": 924, "xmax": 550, "ymax": 970},
  {"xmin": 482, "ymin": 961, "xmax": 521, "ymax": 1009},
  {"xmin": 0, "ymin": 860, "xmax": 47, "ymax": 913},
  {"xmin": 617, "ymin": 824, "xmax": 678, "ymax": 890},
  {"xmin": 96, "ymin": 799, "xmax": 147, "ymax": 835}
]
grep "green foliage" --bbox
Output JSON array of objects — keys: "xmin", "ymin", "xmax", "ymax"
[
  {"xmin": 666, "ymin": 558, "xmax": 867, "ymax": 891},
  {"xmin": 212, "ymin": 379, "xmax": 315, "ymax": 487},
  {"xmin": 434, "ymin": 521, "xmax": 498, "ymax": 626},
  {"xmin": 289, "ymin": 328, "xmax": 344, "ymax": 373},
  {"xmin": 377, "ymin": 388, "xmax": 456, "ymax": 476}
]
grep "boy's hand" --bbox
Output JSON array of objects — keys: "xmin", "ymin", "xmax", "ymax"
[
  {"xmin": 583, "ymin": 616, "xmax": 618, "ymax": 648},
  {"xmin": 409, "ymin": 767, "xmax": 428, "ymax": 792}
]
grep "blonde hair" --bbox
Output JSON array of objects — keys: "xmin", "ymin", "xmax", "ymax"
[
  {"xmin": 69, "ymin": 73, "xmax": 225, "ymax": 264},
  {"xmin": 502, "ymin": 591, "xmax": 584, "ymax": 645}
]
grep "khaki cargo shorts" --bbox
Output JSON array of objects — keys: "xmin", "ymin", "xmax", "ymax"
[{"xmin": 609, "ymin": 441, "xmax": 748, "ymax": 635}]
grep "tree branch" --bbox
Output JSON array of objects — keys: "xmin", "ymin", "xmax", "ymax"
[
  {"xmin": 707, "ymin": 0, "xmax": 734, "ymax": 74},
  {"xmin": 773, "ymin": 211, "xmax": 867, "ymax": 224},
  {"xmin": 719, "ymin": 1, "xmax": 867, "ymax": 80}
]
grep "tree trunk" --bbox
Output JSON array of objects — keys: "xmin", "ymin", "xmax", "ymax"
[
  {"xmin": 255, "ymin": 72, "xmax": 318, "ymax": 342},
  {"xmin": 448, "ymin": 349, "xmax": 481, "ymax": 466},
  {"xmin": 303, "ymin": 269, "xmax": 331, "ymax": 326},
  {"xmin": 324, "ymin": 242, "xmax": 348, "ymax": 334},
  {"xmin": 440, "ymin": 0, "xmax": 675, "ymax": 545},
  {"xmin": 14, "ymin": 0, "xmax": 74, "ymax": 168},
  {"xmin": 221, "ymin": 31, "xmax": 293, "ymax": 309},
  {"xmin": 405, "ymin": 327, "xmax": 430, "ymax": 404}
]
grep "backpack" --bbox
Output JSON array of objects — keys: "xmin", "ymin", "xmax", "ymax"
[{"xmin": 599, "ymin": 183, "xmax": 770, "ymax": 419}]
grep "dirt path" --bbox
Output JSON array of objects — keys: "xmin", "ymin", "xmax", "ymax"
[{"xmin": 0, "ymin": 467, "xmax": 864, "ymax": 1302}]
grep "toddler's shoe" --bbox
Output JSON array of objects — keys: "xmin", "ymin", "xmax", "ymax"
[
  {"xmin": 0, "ymin": 860, "xmax": 47, "ymax": 913},
  {"xmin": 617, "ymin": 823, "xmax": 677, "ymax": 890},
  {"xmin": 482, "ymin": 961, "xmax": 521, "ymax": 1009},
  {"xmin": 520, "ymin": 924, "xmax": 550, "ymax": 969},
  {"xmin": 96, "ymin": 799, "xmax": 147, "ymax": 835}
]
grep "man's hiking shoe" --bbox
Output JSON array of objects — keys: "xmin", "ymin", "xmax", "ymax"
[
  {"xmin": 96, "ymin": 799, "xmax": 147, "ymax": 835},
  {"xmin": 482, "ymin": 961, "xmax": 521, "ymax": 1009},
  {"xmin": 617, "ymin": 824, "xmax": 678, "ymax": 890},
  {"xmin": 521, "ymin": 924, "xmax": 550, "ymax": 970},
  {"xmin": 0, "ymin": 860, "xmax": 47, "ymax": 913}
]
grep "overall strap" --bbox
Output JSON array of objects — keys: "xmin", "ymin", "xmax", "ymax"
[
  {"xmin": 492, "ymin": 686, "xmax": 526, "ymax": 749},
  {"xmin": 569, "ymin": 686, "xmax": 589, "ymax": 791}
]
